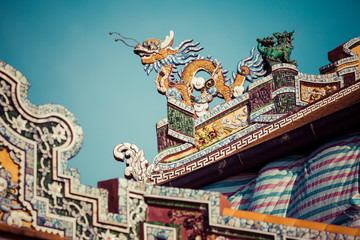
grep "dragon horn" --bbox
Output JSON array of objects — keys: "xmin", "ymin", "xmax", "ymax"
[{"xmin": 160, "ymin": 30, "xmax": 174, "ymax": 49}]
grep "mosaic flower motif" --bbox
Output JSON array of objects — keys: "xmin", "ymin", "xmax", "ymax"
[
  {"xmin": 208, "ymin": 130, "xmax": 218, "ymax": 140},
  {"xmin": 47, "ymin": 181, "xmax": 63, "ymax": 198},
  {"xmin": 11, "ymin": 115, "xmax": 27, "ymax": 133},
  {"xmin": 101, "ymin": 229, "xmax": 117, "ymax": 240},
  {"xmin": 196, "ymin": 136, "xmax": 206, "ymax": 147},
  {"xmin": 51, "ymin": 124, "xmax": 67, "ymax": 143}
]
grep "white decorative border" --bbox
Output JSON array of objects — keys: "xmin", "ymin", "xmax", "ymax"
[
  {"xmin": 252, "ymin": 113, "xmax": 286, "ymax": 123},
  {"xmin": 320, "ymin": 36, "xmax": 360, "ymax": 73},
  {"xmin": 272, "ymin": 87, "xmax": 296, "ymax": 98},
  {"xmin": 153, "ymin": 143, "xmax": 193, "ymax": 167},
  {"xmin": 167, "ymin": 97, "xmax": 194, "ymax": 113},
  {"xmin": 296, "ymin": 72, "xmax": 340, "ymax": 82},
  {"xmin": 168, "ymin": 128, "xmax": 196, "ymax": 145},
  {"xmin": 156, "ymin": 118, "xmax": 168, "ymax": 129},
  {"xmin": 248, "ymin": 74, "xmax": 273, "ymax": 91},
  {"xmin": 338, "ymin": 66, "xmax": 360, "ymax": 80},
  {"xmin": 343, "ymin": 36, "xmax": 360, "ymax": 55},
  {"xmin": 271, "ymin": 63, "xmax": 298, "ymax": 72},
  {"xmin": 320, "ymin": 56, "xmax": 358, "ymax": 73},
  {"xmin": 250, "ymin": 103, "xmax": 275, "ymax": 121}
]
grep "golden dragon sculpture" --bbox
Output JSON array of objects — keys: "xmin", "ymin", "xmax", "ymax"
[{"xmin": 111, "ymin": 30, "xmax": 266, "ymax": 116}]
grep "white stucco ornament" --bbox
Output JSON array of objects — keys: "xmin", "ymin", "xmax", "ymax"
[
  {"xmin": 7, "ymin": 211, "xmax": 32, "ymax": 227},
  {"xmin": 191, "ymin": 76, "xmax": 205, "ymax": 90},
  {"xmin": 113, "ymin": 143, "xmax": 160, "ymax": 183},
  {"xmin": 194, "ymin": 102, "xmax": 209, "ymax": 117},
  {"xmin": 233, "ymin": 85, "xmax": 245, "ymax": 98}
]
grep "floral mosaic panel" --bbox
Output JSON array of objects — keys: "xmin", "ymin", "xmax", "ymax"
[
  {"xmin": 300, "ymin": 81, "xmax": 339, "ymax": 103},
  {"xmin": 195, "ymin": 105, "xmax": 248, "ymax": 150}
]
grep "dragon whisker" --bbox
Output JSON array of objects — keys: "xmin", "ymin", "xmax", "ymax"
[
  {"xmin": 115, "ymin": 38, "xmax": 136, "ymax": 48},
  {"xmin": 110, "ymin": 32, "xmax": 140, "ymax": 45}
]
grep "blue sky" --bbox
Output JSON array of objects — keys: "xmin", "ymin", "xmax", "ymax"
[{"xmin": 0, "ymin": 0, "xmax": 359, "ymax": 186}]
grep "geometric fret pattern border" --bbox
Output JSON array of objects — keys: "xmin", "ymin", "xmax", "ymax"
[{"xmin": 151, "ymin": 80, "xmax": 360, "ymax": 184}]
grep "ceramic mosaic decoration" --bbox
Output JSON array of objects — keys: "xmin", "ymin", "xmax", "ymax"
[
  {"xmin": 112, "ymin": 31, "xmax": 360, "ymax": 188},
  {"xmin": 0, "ymin": 32, "xmax": 360, "ymax": 239}
]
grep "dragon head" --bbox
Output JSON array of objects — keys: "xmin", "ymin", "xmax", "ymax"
[
  {"xmin": 273, "ymin": 30, "xmax": 295, "ymax": 48},
  {"xmin": 132, "ymin": 31, "xmax": 203, "ymax": 75},
  {"xmin": 111, "ymin": 30, "xmax": 203, "ymax": 75},
  {"xmin": 134, "ymin": 31, "xmax": 176, "ymax": 65}
]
